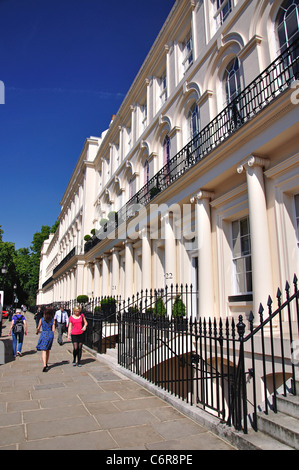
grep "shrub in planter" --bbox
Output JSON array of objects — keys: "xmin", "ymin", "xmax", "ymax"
[
  {"xmin": 153, "ymin": 297, "xmax": 167, "ymax": 317},
  {"xmin": 100, "ymin": 218, "xmax": 108, "ymax": 227},
  {"xmin": 150, "ymin": 186, "xmax": 160, "ymax": 200},
  {"xmin": 100, "ymin": 297, "xmax": 117, "ymax": 320},
  {"xmin": 84, "ymin": 234, "xmax": 91, "ymax": 241},
  {"xmin": 146, "ymin": 307, "xmax": 154, "ymax": 316},
  {"xmin": 77, "ymin": 295, "xmax": 89, "ymax": 304},
  {"xmin": 108, "ymin": 211, "xmax": 118, "ymax": 221},
  {"xmin": 90, "ymin": 228, "xmax": 96, "ymax": 236},
  {"xmin": 172, "ymin": 295, "xmax": 186, "ymax": 318}
]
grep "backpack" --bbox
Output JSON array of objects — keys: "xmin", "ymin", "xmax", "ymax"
[{"xmin": 13, "ymin": 315, "xmax": 24, "ymax": 335}]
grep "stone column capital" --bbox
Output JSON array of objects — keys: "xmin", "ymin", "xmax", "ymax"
[
  {"xmin": 237, "ymin": 155, "xmax": 270, "ymax": 174},
  {"xmin": 190, "ymin": 190, "xmax": 214, "ymax": 204}
]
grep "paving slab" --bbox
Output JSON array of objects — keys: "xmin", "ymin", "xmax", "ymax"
[{"xmin": 0, "ymin": 314, "xmax": 235, "ymax": 451}]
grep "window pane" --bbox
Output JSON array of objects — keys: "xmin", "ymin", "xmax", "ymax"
[
  {"xmin": 232, "ymin": 217, "xmax": 252, "ymax": 294},
  {"xmin": 241, "ymin": 234, "xmax": 251, "ymax": 256},
  {"xmin": 240, "ymin": 217, "xmax": 249, "ymax": 236}
]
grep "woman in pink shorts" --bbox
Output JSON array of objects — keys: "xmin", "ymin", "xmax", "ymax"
[{"xmin": 67, "ymin": 306, "xmax": 88, "ymax": 367}]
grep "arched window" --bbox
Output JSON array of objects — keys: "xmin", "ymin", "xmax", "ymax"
[
  {"xmin": 129, "ymin": 176, "xmax": 136, "ymax": 200},
  {"xmin": 224, "ymin": 58, "xmax": 241, "ymax": 105},
  {"xmin": 144, "ymin": 160, "xmax": 150, "ymax": 185},
  {"xmin": 189, "ymin": 104, "xmax": 199, "ymax": 140},
  {"xmin": 163, "ymin": 136, "xmax": 171, "ymax": 168},
  {"xmin": 277, "ymin": 0, "xmax": 299, "ymax": 52}
]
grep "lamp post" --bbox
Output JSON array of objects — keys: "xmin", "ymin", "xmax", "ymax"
[
  {"xmin": 13, "ymin": 283, "xmax": 17, "ymax": 313},
  {"xmin": 1, "ymin": 264, "xmax": 7, "ymax": 277},
  {"xmin": 0, "ymin": 265, "xmax": 7, "ymax": 336}
]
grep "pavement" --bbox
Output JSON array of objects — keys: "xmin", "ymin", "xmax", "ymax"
[{"xmin": 0, "ymin": 312, "xmax": 235, "ymax": 451}]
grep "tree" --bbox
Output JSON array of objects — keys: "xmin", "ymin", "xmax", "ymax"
[
  {"xmin": 0, "ymin": 223, "xmax": 57, "ymax": 306},
  {"xmin": 0, "ymin": 237, "xmax": 18, "ymax": 306}
]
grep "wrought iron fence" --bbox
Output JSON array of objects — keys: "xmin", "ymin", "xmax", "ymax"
[
  {"xmin": 85, "ymin": 36, "xmax": 299, "ymax": 253},
  {"xmin": 82, "ymin": 295, "xmax": 119, "ymax": 354},
  {"xmin": 118, "ymin": 276, "xmax": 299, "ymax": 434},
  {"xmin": 43, "ymin": 276, "xmax": 299, "ymax": 434}
]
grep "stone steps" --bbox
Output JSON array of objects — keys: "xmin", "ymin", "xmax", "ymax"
[{"xmin": 238, "ymin": 393, "xmax": 299, "ymax": 450}]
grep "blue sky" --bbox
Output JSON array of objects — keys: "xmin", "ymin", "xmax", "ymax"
[{"xmin": 0, "ymin": 0, "xmax": 175, "ymax": 250}]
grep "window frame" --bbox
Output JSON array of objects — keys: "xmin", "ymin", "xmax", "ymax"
[
  {"xmin": 189, "ymin": 103, "xmax": 200, "ymax": 140},
  {"xmin": 231, "ymin": 216, "xmax": 252, "ymax": 296},
  {"xmin": 214, "ymin": 0, "xmax": 232, "ymax": 28},
  {"xmin": 276, "ymin": 0, "xmax": 299, "ymax": 52},
  {"xmin": 224, "ymin": 57, "xmax": 241, "ymax": 106},
  {"xmin": 182, "ymin": 35, "xmax": 194, "ymax": 74},
  {"xmin": 160, "ymin": 74, "xmax": 167, "ymax": 107}
]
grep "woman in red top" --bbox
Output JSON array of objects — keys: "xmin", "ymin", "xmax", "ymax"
[{"xmin": 67, "ymin": 306, "xmax": 88, "ymax": 367}]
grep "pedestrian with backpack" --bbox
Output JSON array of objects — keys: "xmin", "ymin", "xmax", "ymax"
[{"xmin": 8, "ymin": 308, "xmax": 27, "ymax": 358}]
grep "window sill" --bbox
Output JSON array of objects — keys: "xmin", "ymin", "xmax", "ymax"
[{"xmin": 228, "ymin": 294, "xmax": 253, "ymax": 303}]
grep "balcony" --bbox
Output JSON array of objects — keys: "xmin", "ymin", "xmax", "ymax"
[
  {"xmin": 85, "ymin": 38, "xmax": 299, "ymax": 254},
  {"xmin": 53, "ymin": 247, "xmax": 76, "ymax": 275}
]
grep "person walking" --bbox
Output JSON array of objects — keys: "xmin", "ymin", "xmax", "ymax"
[
  {"xmin": 54, "ymin": 305, "xmax": 69, "ymax": 345},
  {"xmin": 0, "ymin": 294, "xmax": 3, "ymax": 337},
  {"xmin": 36, "ymin": 307, "xmax": 55, "ymax": 372},
  {"xmin": 34, "ymin": 306, "xmax": 43, "ymax": 328},
  {"xmin": 8, "ymin": 308, "xmax": 27, "ymax": 358},
  {"xmin": 67, "ymin": 306, "xmax": 87, "ymax": 367}
]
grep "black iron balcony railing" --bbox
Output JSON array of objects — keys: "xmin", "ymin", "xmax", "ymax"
[
  {"xmin": 53, "ymin": 247, "xmax": 76, "ymax": 275},
  {"xmin": 85, "ymin": 37, "xmax": 299, "ymax": 253}
]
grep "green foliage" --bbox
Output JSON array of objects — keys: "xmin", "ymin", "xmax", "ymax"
[
  {"xmin": 77, "ymin": 295, "xmax": 89, "ymax": 304},
  {"xmin": 100, "ymin": 218, "xmax": 108, "ymax": 227},
  {"xmin": 108, "ymin": 211, "xmax": 117, "ymax": 220},
  {"xmin": 84, "ymin": 234, "xmax": 91, "ymax": 241},
  {"xmin": 0, "ymin": 223, "xmax": 55, "ymax": 306},
  {"xmin": 100, "ymin": 297, "xmax": 116, "ymax": 306},
  {"xmin": 153, "ymin": 297, "xmax": 167, "ymax": 317},
  {"xmin": 172, "ymin": 295, "xmax": 186, "ymax": 318},
  {"xmin": 50, "ymin": 220, "xmax": 59, "ymax": 234}
]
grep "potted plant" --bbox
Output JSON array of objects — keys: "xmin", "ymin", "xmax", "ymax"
[
  {"xmin": 100, "ymin": 218, "xmax": 108, "ymax": 232},
  {"xmin": 150, "ymin": 186, "xmax": 160, "ymax": 200},
  {"xmin": 100, "ymin": 297, "xmax": 117, "ymax": 321},
  {"xmin": 84, "ymin": 234, "xmax": 91, "ymax": 241},
  {"xmin": 172, "ymin": 295, "xmax": 187, "ymax": 331},
  {"xmin": 108, "ymin": 211, "xmax": 117, "ymax": 221},
  {"xmin": 77, "ymin": 295, "xmax": 89, "ymax": 306},
  {"xmin": 153, "ymin": 297, "xmax": 166, "ymax": 317},
  {"xmin": 172, "ymin": 295, "xmax": 186, "ymax": 318}
]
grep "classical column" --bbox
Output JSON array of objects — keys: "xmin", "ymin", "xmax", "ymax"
[
  {"xmin": 101, "ymin": 254, "xmax": 110, "ymax": 297},
  {"xmin": 237, "ymin": 156, "xmax": 272, "ymax": 313},
  {"xmin": 71, "ymin": 268, "xmax": 76, "ymax": 302},
  {"xmin": 124, "ymin": 240, "xmax": 134, "ymax": 299},
  {"xmin": 86, "ymin": 263, "xmax": 94, "ymax": 299},
  {"xmin": 191, "ymin": 0, "xmax": 197, "ymax": 60},
  {"xmin": 141, "ymin": 227, "xmax": 151, "ymax": 291},
  {"xmin": 111, "ymin": 248, "xmax": 120, "ymax": 297},
  {"xmin": 191, "ymin": 191, "xmax": 214, "ymax": 317},
  {"xmin": 76, "ymin": 261, "xmax": 85, "ymax": 298},
  {"xmin": 93, "ymin": 259, "xmax": 101, "ymax": 298},
  {"xmin": 162, "ymin": 212, "xmax": 176, "ymax": 288}
]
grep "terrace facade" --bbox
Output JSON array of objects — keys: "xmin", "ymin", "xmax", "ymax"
[{"xmin": 37, "ymin": 0, "xmax": 299, "ymax": 325}]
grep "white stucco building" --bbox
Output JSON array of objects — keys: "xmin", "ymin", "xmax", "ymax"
[{"xmin": 37, "ymin": 0, "xmax": 299, "ymax": 324}]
